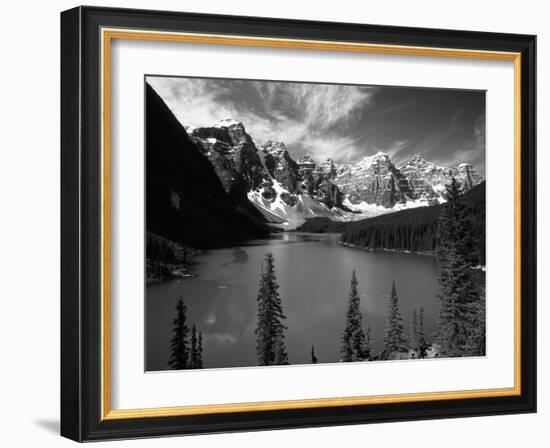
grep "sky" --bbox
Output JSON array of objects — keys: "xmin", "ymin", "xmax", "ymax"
[{"xmin": 147, "ymin": 76, "xmax": 486, "ymax": 174}]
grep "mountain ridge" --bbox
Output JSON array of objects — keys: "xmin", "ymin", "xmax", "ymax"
[
  {"xmin": 148, "ymin": 83, "xmax": 484, "ymax": 231},
  {"xmin": 182, "ymin": 116, "xmax": 483, "ymax": 229}
]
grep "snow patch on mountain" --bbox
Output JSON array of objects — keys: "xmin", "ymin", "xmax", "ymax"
[
  {"xmin": 248, "ymin": 179, "xmax": 362, "ymax": 229},
  {"xmin": 248, "ymin": 180, "xmax": 327, "ymax": 229},
  {"xmin": 215, "ymin": 118, "xmax": 242, "ymax": 128},
  {"xmin": 343, "ymin": 196, "xmax": 431, "ymax": 217}
]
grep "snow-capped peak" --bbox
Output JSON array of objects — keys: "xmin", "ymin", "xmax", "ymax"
[
  {"xmin": 214, "ymin": 118, "xmax": 242, "ymax": 128},
  {"xmin": 400, "ymin": 154, "xmax": 434, "ymax": 167},
  {"xmin": 353, "ymin": 151, "xmax": 390, "ymax": 168}
]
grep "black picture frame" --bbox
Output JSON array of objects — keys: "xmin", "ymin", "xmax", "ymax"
[{"xmin": 61, "ymin": 5, "xmax": 536, "ymax": 442}]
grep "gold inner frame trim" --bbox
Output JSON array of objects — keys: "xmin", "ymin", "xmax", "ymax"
[{"xmin": 100, "ymin": 27, "xmax": 522, "ymax": 421}]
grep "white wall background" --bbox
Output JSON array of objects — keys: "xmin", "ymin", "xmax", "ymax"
[{"xmin": 0, "ymin": 0, "xmax": 546, "ymax": 446}]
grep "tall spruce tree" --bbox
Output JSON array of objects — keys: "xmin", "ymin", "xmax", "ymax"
[
  {"xmin": 274, "ymin": 334, "xmax": 289, "ymax": 365},
  {"xmin": 189, "ymin": 325, "xmax": 199, "ymax": 369},
  {"xmin": 436, "ymin": 177, "xmax": 483, "ymax": 357},
  {"xmin": 168, "ymin": 297, "xmax": 189, "ymax": 369},
  {"xmin": 410, "ymin": 309, "xmax": 419, "ymax": 354},
  {"xmin": 382, "ymin": 280, "xmax": 407, "ymax": 359},
  {"xmin": 255, "ymin": 253, "xmax": 288, "ymax": 366},
  {"xmin": 365, "ymin": 326, "xmax": 373, "ymax": 361},
  {"xmin": 311, "ymin": 345, "xmax": 318, "ymax": 364},
  {"xmin": 341, "ymin": 270, "xmax": 368, "ymax": 361},
  {"xmin": 197, "ymin": 331, "xmax": 204, "ymax": 368},
  {"xmin": 465, "ymin": 289, "xmax": 486, "ymax": 356},
  {"xmin": 417, "ymin": 308, "xmax": 428, "ymax": 358},
  {"xmin": 410, "ymin": 308, "xmax": 428, "ymax": 358}
]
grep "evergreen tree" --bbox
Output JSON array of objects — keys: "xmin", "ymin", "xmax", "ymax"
[
  {"xmin": 382, "ymin": 280, "xmax": 407, "ymax": 359},
  {"xmin": 365, "ymin": 326, "xmax": 373, "ymax": 361},
  {"xmin": 255, "ymin": 264, "xmax": 271, "ymax": 365},
  {"xmin": 274, "ymin": 334, "xmax": 289, "ymax": 365},
  {"xmin": 197, "ymin": 331, "xmax": 204, "ymax": 368},
  {"xmin": 410, "ymin": 309, "xmax": 419, "ymax": 355},
  {"xmin": 255, "ymin": 253, "xmax": 288, "ymax": 366},
  {"xmin": 311, "ymin": 345, "xmax": 318, "ymax": 364},
  {"xmin": 417, "ymin": 308, "xmax": 428, "ymax": 358},
  {"xmin": 168, "ymin": 297, "xmax": 189, "ymax": 369},
  {"xmin": 465, "ymin": 289, "xmax": 486, "ymax": 356},
  {"xmin": 189, "ymin": 325, "xmax": 199, "ymax": 368},
  {"xmin": 410, "ymin": 308, "xmax": 428, "ymax": 358},
  {"xmin": 341, "ymin": 270, "xmax": 369, "ymax": 361},
  {"xmin": 436, "ymin": 177, "xmax": 483, "ymax": 357}
]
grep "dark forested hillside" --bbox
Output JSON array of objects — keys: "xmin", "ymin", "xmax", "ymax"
[
  {"xmin": 146, "ymin": 84, "xmax": 270, "ymax": 249},
  {"xmin": 296, "ymin": 217, "xmax": 349, "ymax": 233},
  {"xmin": 340, "ymin": 182, "xmax": 486, "ymax": 264},
  {"xmin": 146, "ymin": 232, "xmax": 201, "ymax": 283}
]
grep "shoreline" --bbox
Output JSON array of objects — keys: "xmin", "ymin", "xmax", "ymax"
[
  {"xmin": 340, "ymin": 241, "xmax": 486, "ymax": 271},
  {"xmin": 147, "ymin": 235, "xmax": 486, "ymax": 286},
  {"xmin": 340, "ymin": 241, "xmax": 434, "ymax": 257}
]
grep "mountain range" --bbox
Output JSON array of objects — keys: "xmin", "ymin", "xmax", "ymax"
[
  {"xmin": 147, "ymin": 83, "xmax": 484, "ymax": 241},
  {"xmin": 188, "ymin": 116, "xmax": 483, "ymax": 229}
]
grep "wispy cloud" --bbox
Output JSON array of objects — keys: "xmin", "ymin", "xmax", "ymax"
[
  {"xmin": 417, "ymin": 109, "xmax": 462, "ymax": 156},
  {"xmin": 473, "ymin": 113, "xmax": 485, "ymax": 152},
  {"xmin": 372, "ymin": 96, "xmax": 416, "ymax": 116},
  {"xmin": 147, "ymin": 77, "xmax": 485, "ymax": 170},
  {"xmin": 424, "ymin": 111, "xmax": 485, "ymax": 171},
  {"xmin": 438, "ymin": 113, "xmax": 486, "ymax": 171},
  {"xmin": 252, "ymin": 81, "xmax": 376, "ymax": 131},
  {"xmin": 300, "ymin": 135, "xmax": 364, "ymax": 162},
  {"xmin": 147, "ymin": 77, "xmax": 376, "ymax": 162},
  {"xmin": 379, "ymin": 140, "xmax": 410, "ymax": 159},
  {"xmin": 147, "ymin": 77, "xmax": 240, "ymax": 128}
]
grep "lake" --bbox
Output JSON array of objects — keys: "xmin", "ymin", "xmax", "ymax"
[{"xmin": 146, "ymin": 232, "xmax": 444, "ymax": 371}]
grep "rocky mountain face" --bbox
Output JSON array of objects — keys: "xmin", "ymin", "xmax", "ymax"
[
  {"xmin": 334, "ymin": 152, "xmax": 484, "ymax": 209},
  {"xmin": 187, "ymin": 121, "xmax": 347, "ymax": 228},
  {"xmin": 397, "ymin": 154, "xmax": 483, "ymax": 203},
  {"xmin": 453, "ymin": 163, "xmax": 484, "ymax": 191},
  {"xmin": 190, "ymin": 120, "xmax": 265, "ymax": 202},
  {"xmin": 260, "ymin": 141, "xmax": 299, "ymax": 192},
  {"xmin": 334, "ymin": 152, "xmax": 413, "ymax": 208},
  {"xmin": 255, "ymin": 140, "xmax": 344, "ymax": 210},
  {"xmin": 184, "ymin": 116, "xmax": 483, "ymax": 228}
]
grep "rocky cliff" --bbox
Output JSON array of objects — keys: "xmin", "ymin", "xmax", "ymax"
[
  {"xmin": 334, "ymin": 152, "xmax": 412, "ymax": 208},
  {"xmin": 188, "ymin": 122, "xmax": 347, "ymax": 228},
  {"xmin": 334, "ymin": 152, "xmax": 484, "ymax": 209},
  {"xmin": 397, "ymin": 154, "xmax": 483, "ymax": 204},
  {"xmin": 190, "ymin": 120, "xmax": 265, "ymax": 202}
]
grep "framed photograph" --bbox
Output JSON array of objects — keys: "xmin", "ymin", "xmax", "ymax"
[{"xmin": 60, "ymin": 6, "xmax": 536, "ymax": 441}]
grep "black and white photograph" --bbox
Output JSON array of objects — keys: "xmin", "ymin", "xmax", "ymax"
[
  {"xmin": 0, "ymin": 0, "xmax": 542, "ymax": 444},
  {"xmin": 145, "ymin": 76, "xmax": 486, "ymax": 371}
]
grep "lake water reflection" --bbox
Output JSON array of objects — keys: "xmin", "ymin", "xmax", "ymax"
[{"xmin": 146, "ymin": 232, "xmax": 443, "ymax": 370}]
